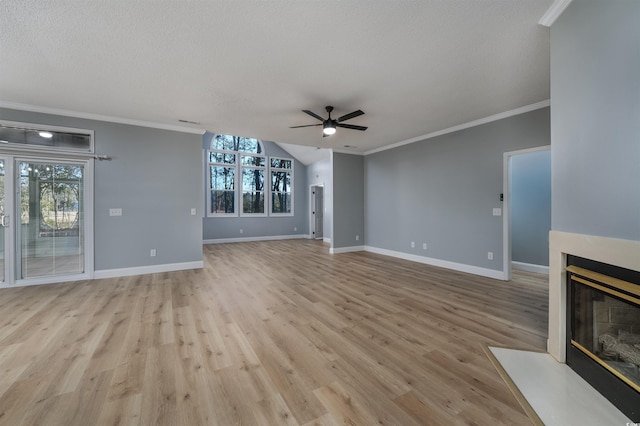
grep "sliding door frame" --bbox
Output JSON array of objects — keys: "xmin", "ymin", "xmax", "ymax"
[{"xmin": 0, "ymin": 153, "xmax": 94, "ymax": 288}]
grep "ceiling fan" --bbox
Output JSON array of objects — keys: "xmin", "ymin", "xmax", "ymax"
[{"xmin": 290, "ymin": 106, "xmax": 367, "ymax": 137}]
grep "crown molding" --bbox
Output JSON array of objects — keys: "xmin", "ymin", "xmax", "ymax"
[
  {"xmin": 364, "ymin": 99, "xmax": 550, "ymax": 156},
  {"xmin": 538, "ymin": 0, "xmax": 573, "ymax": 27},
  {"xmin": 0, "ymin": 100, "xmax": 206, "ymax": 135}
]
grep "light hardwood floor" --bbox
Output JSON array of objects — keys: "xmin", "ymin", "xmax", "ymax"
[{"xmin": 0, "ymin": 240, "xmax": 548, "ymax": 425}]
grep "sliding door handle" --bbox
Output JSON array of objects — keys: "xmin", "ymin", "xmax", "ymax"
[{"xmin": 1, "ymin": 214, "xmax": 9, "ymax": 227}]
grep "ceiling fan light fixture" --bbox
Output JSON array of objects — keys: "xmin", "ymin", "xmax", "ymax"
[{"xmin": 323, "ymin": 121, "xmax": 336, "ymax": 135}]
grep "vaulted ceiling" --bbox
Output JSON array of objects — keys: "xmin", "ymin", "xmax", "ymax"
[{"xmin": 0, "ymin": 0, "xmax": 553, "ymax": 155}]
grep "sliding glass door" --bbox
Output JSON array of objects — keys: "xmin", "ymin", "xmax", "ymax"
[
  {"xmin": 0, "ymin": 155, "xmax": 90, "ymax": 286},
  {"xmin": 0, "ymin": 159, "xmax": 5, "ymax": 283},
  {"xmin": 16, "ymin": 160, "xmax": 85, "ymax": 280}
]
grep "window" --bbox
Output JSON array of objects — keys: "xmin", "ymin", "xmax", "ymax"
[
  {"xmin": 270, "ymin": 158, "xmax": 293, "ymax": 215},
  {"xmin": 241, "ymin": 154, "xmax": 265, "ymax": 215},
  {"xmin": 208, "ymin": 151, "xmax": 236, "ymax": 215},
  {"xmin": 207, "ymin": 134, "xmax": 294, "ymax": 217},
  {"xmin": 0, "ymin": 120, "xmax": 93, "ymax": 153},
  {"xmin": 208, "ymin": 134, "xmax": 269, "ymax": 217}
]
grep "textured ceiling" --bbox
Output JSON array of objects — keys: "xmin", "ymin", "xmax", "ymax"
[{"xmin": 0, "ymin": 0, "xmax": 552, "ymax": 155}]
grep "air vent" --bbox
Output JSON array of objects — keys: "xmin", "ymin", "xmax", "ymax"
[{"xmin": 178, "ymin": 119, "xmax": 201, "ymax": 125}]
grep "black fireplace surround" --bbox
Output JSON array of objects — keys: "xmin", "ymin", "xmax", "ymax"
[{"xmin": 566, "ymin": 255, "xmax": 640, "ymax": 421}]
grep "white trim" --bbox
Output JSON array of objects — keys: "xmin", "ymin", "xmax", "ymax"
[
  {"xmin": 539, "ymin": 0, "xmax": 573, "ymax": 27},
  {"xmin": 4, "ymin": 272, "xmax": 93, "ymax": 288},
  {"xmin": 323, "ymin": 237, "xmax": 331, "ymax": 243},
  {"xmin": 94, "ymin": 261, "xmax": 204, "ymax": 279},
  {"xmin": 512, "ymin": 261, "xmax": 549, "ymax": 275},
  {"xmin": 269, "ymin": 156, "xmax": 294, "ymax": 216},
  {"xmin": 0, "ymin": 153, "xmax": 95, "ymax": 287},
  {"xmin": 203, "ymin": 234, "xmax": 308, "ymax": 244},
  {"xmin": 84, "ymin": 158, "xmax": 95, "ymax": 280},
  {"xmin": 330, "ymin": 245, "xmax": 364, "ymax": 254},
  {"xmin": 206, "ymin": 148, "xmax": 238, "ymax": 217},
  {"xmin": 240, "ymin": 152, "xmax": 267, "ymax": 217},
  {"xmin": 364, "ymin": 246, "xmax": 506, "ymax": 280},
  {"xmin": 502, "ymin": 145, "xmax": 551, "ymax": 282},
  {"xmin": 364, "ymin": 100, "xmax": 550, "ymax": 155},
  {"xmin": 0, "ymin": 100, "xmax": 205, "ymax": 135},
  {"xmin": 548, "ymin": 231, "xmax": 640, "ymax": 363}
]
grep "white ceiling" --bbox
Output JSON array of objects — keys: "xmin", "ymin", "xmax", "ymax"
[{"xmin": 0, "ymin": 1, "xmax": 552, "ymax": 156}]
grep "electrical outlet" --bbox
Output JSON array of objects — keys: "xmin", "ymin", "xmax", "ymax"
[
  {"xmin": 355, "ymin": 235, "xmax": 359, "ymax": 241},
  {"xmin": 487, "ymin": 251, "xmax": 494, "ymax": 260},
  {"xmin": 191, "ymin": 208, "xmax": 197, "ymax": 216},
  {"xmin": 239, "ymin": 229, "xmax": 243, "ymax": 234},
  {"xmin": 411, "ymin": 241, "xmax": 415, "ymax": 248},
  {"xmin": 294, "ymin": 227, "xmax": 297, "ymax": 231},
  {"xmin": 423, "ymin": 243, "xmax": 427, "ymax": 250},
  {"xmin": 150, "ymin": 249, "xmax": 157, "ymax": 257}
]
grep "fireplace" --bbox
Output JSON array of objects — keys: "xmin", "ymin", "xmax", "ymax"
[
  {"xmin": 548, "ymin": 232, "xmax": 640, "ymax": 420},
  {"xmin": 566, "ymin": 255, "xmax": 640, "ymax": 420}
]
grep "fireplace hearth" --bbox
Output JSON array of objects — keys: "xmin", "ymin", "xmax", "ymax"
[{"xmin": 567, "ymin": 255, "xmax": 640, "ymax": 421}]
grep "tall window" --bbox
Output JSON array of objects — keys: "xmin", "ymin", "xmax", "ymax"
[
  {"xmin": 209, "ymin": 151, "xmax": 236, "ymax": 215},
  {"xmin": 241, "ymin": 154, "xmax": 265, "ymax": 215},
  {"xmin": 208, "ymin": 134, "xmax": 294, "ymax": 217},
  {"xmin": 270, "ymin": 158, "xmax": 293, "ymax": 215}
]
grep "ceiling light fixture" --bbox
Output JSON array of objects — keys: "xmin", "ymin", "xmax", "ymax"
[
  {"xmin": 39, "ymin": 131, "xmax": 53, "ymax": 139},
  {"xmin": 322, "ymin": 121, "xmax": 336, "ymax": 136}
]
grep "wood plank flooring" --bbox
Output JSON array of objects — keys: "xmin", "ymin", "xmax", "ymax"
[{"xmin": 0, "ymin": 240, "xmax": 548, "ymax": 425}]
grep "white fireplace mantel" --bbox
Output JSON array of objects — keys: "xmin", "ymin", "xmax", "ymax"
[{"xmin": 548, "ymin": 231, "xmax": 640, "ymax": 362}]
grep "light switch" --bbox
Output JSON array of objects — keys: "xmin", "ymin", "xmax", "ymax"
[
  {"xmin": 492, "ymin": 208, "xmax": 502, "ymax": 216},
  {"xmin": 109, "ymin": 208, "xmax": 122, "ymax": 216}
]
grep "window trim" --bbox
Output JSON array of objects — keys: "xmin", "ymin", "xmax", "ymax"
[
  {"xmin": 269, "ymin": 157, "xmax": 294, "ymax": 216},
  {"xmin": 206, "ymin": 134, "xmax": 268, "ymax": 218},
  {"xmin": 206, "ymin": 134, "xmax": 295, "ymax": 218},
  {"xmin": 207, "ymin": 148, "xmax": 238, "ymax": 217},
  {"xmin": 240, "ymin": 154, "xmax": 267, "ymax": 217},
  {"xmin": 0, "ymin": 119, "xmax": 95, "ymax": 154}
]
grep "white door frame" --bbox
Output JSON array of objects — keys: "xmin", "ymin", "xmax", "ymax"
[
  {"xmin": 502, "ymin": 145, "xmax": 551, "ymax": 281},
  {"xmin": 0, "ymin": 153, "xmax": 94, "ymax": 287}
]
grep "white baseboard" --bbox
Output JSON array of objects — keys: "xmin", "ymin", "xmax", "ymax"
[
  {"xmin": 323, "ymin": 237, "xmax": 331, "ymax": 243},
  {"xmin": 203, "ymin": 234, "xmax": 310, "ymax": 244},
  {"xmin": 330, "ymin": 245, "xmax": 365, "ymax": 254},
  {"xmin": 512, "ymin": 261, "xmax": 549, "ymax": 274},
  {"xmin": 364, "ymin": 246, "xmax": 506, "ymax": 280},
  {"xmin": 94, "ymin": 260, "xmax": 204, "ymax": 279}
]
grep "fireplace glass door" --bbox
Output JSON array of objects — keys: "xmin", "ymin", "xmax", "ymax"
[{"xmin": 570, "ymin": 269, "xmax": 640, "ymax": 393}]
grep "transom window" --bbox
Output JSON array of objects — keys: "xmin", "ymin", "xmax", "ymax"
[{"xmin": 206, "ymin": 134, "xmax": 293, "ymax": 217}]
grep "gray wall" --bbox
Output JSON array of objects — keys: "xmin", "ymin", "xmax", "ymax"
[
  {"xmin": 365, "ymin": 107, "xmax": 550, "ymax": 271},
  {"xmin": 202, "ymin": 133, "xmax": 308, "ymax": 240},
  {"xmin": 307, "ymin": 157, "xmax": 332, "ymax": 240},
  {"xmin": 510, "ymin": 149, "xmax": 551, "ymax": 266},
  {"xmin": 0, "ymin": 107, "xmax": 203, "ymax": 271},
  {"xmin": 551, "ymin": 0, "xmax": 640, "ymax": 241},
  {"xmin": 332, "ymin": 152, "xmax": 364, "ymax": 249}
]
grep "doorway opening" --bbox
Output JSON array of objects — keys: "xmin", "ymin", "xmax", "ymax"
[
  {"xmin": 502, "ymin": 146, "xmax": 551, "ymax": 280},
  {"xmin": 0, "ymin": 120, "xmax": 94, "ymax": 287},
  {"xmin": 310, "ymin": 184, "xmax": 324, "ymax": 240}
]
